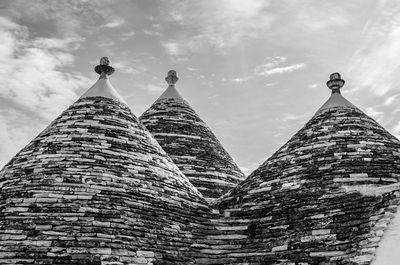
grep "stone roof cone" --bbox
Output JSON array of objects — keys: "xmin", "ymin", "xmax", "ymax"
[
  {"xmin": 139, "ymin": 70, "xmax": 245, "ymax": 201},
  {"xmin": 0, "ymin": 58, "xmax": 210, "ymax": 264},
  {"xmin": 211, "ymin": 73, "xmax": 400, "ymax": 264}
]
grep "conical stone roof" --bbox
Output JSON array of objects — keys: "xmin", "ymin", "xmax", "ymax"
[
  {"xmin": 0, "ymin": 58, "xmax": 210, "ymax": 265},
  {"xmin": 204, "ymin": 73, "xmax": 400, "ymax": 264},
  {"xmin": 139, "ymin": 70, "xmax": 245, "ymax": 201}
]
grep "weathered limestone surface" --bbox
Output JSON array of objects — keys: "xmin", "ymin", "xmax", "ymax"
[
  {"xmin": 0, "ymin": 96, "xmax": 211, "ymax": 265},
  {"xmin": 2, "ymin": 69, "xmax": 400, "ymax": 265},
  {"xmin": 203, "ymin": 106, "xmax": 400, "ymax": 264},
  {"xmin": 140, "ymin": 97, "xmax": 244, "ymax": 201}
]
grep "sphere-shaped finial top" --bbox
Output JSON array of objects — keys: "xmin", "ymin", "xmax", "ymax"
[
  {"xmin": 100, "ymin": 57, "xmax": 110, "ymax": 66},
  {"xmin": 326, "ymin": 72, "xmax": 345, "ymax": 94},
  {"xmin": 95, "ymin": 57, "xmax": 115, "ymax": 77},
  {"xmin": 165, "ymin": 70, "xmax": 179, "ymax": 86}
]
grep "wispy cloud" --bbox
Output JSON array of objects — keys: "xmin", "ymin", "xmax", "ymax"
[
  {"xmin": 308, "ymin": 83, "xmax": 321, "ymax": 89},
  {"xmin": 231, "ymin": 76, "xmax": 251, "ymax": 83},
  {"xmin": 103, "ymin": 18, "xmax": 125, "ymax": 28},
  {"xmin": 293, "ymin": 1, "xmax": 351, "ymax": 32},
  {"xmin": 6, "ymin": 0, "xmax": 114, "ymax": 37},
  {"xmin": 254, "ymin": 56, "xmax": 306, "ymax": 76},
  {"xmin": 348, "ymin": 1, "xmax": 400, "ymax": 96},
  {"xmin": 160, "ymin": 0, "xmax": 274, "ymax": 54},
  {"xmin": 96, "ymin": 39, "xmax": 116, "ymax": 48},
  {"xmin": 32, "ymin": 37, "xmax": 84, "ymax": 51},
  {"xmin": 113, "ymin": 61, "xmax": 148, "ymax": 75},
  {"xmin": 138, "ymin": 83, "xmax": 165, "ymax": 95},
  {"xmin": 281, "ymin": 113, "xmax": 310, "ymax": 123},
  {"xmin": 120, "ymin": 31, "xmax": 136, "ymax": 41},
  {"xmin": 265, "ymin": 82, "xmax": 277, "ymax": 87},
  {"xmin": 257, "ymin": 64, "xmax": 306, "ymax": 76},
  {"xmin": 161, "ymin": 40, "xmax": 190, "ymax": 62},
  {"xmin": 365, "ymin": 107, "xmax": 384, "ymax": 121},
  {"xmin": 161, "ymin": 40, "xmax": 185, "ymax": 56},
  {"xmin": 0, "ymin": 16, "xmax": 91, "ymax": 167},
  {"xmin": 345, "ymin": 1, "xmax": 400, "ymax": 141},
  {"xmin": 143, "ymin": 29, "xmax": 162, "ymax": 36}
]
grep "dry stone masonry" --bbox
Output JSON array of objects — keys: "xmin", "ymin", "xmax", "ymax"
[
  {"xmin": 1, "ymin": 60, "xmax": 399, "ymax": 265},
  {"xmin": 140, "ymin": 70, "xmax": 245, "ymax": 201},
  {"xmin": 0, "ymin": 59, "xmax": 210, "ymax": 265},
  {"xmin": 205, "ymin": 73, "xmax": 400, "ymax": 264}
]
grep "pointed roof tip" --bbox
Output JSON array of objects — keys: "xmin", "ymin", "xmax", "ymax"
[
  {"xmin": 326, "ymin": 72, "xmax": 345, "ymax": 94},
  {"xmin": 157, "ymin": 70, "xmax": 184, "ymax": 101},
  {"xmin": 165, "ymin": 70, "xmax": 179, "ymax": 86},
  {"xmin": 95, "ymin": 57, "xmax": 115, "ymax": 78},
  {"xmin": 316, "ymin": 72, "xmax": 356, "ymax": 113},
  {"xmin": 80, "ymin": 57, "xmax": 127, "ymax": 104}
]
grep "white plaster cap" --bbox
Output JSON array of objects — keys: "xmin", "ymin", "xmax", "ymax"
[
  {"xmin": 80, "ymin": 75, "xmax": 127, "ymax": 105},
  {"xmin": 315, "ymin": 73, "xmax": 357, "ymax": 114},
  {"xmin": 316, "ymin": 92, "xmax": 356, "ymax": 113},
  {"xmin": 157, "ymin": 85, "xmax": 184, "ymax": 101}
]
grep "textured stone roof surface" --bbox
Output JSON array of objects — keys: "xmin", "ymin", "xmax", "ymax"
[
  {"xmin": 203, "ymin": 75, "xmax": 400, "ymax": 264},
  {"xmin": 0, "ymin": 60, "xmax": 210, "ymax": 264},
  {"xmin": 1, "ymin": 66, "xmax": 400, "ymax": 265},
  {"xmin": 140, "ymin": 72, "xmax": 245, "ymax": 201}
]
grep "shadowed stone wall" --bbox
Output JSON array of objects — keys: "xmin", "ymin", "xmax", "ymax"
[{"xmin": 140, "ymin": 97, "xmax": 244, "ymax": 201}]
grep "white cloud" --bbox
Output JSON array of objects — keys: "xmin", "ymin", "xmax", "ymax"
[
  {"xmin": 308, "ymin": 83, "xmax": 321, "ymax": 89},
  {"xmin": 137, "ymin": 83, "xmax": 165, "ymax": 95},
  {"xmin": 257, "ymin": 57, "xmax": 286, "ymax": 69},
  {"xmin": 6, "ymin": 0, "xmax": 113, "ymax": 37},
  {"xmin": 231, "ymin": 77, "xmax": 251, "ymax": 83},
  {"xmin": 348, "ymin": 1, "xmax": 400, "ymax": 96},
  {"xmin": 384, "ymin": 94, "xmax": 399, "ymax": 106},
  {"xmin": 365, "ymin": 107, "xmax": 384, "ymax": 120},
  {"xmin": 160, "ymin": 0, "xmax": 274, "ymax": 53},
  {"xmin": 103, "ymin": 18, "xmax": 125, "ymax": 28},
  {"xmin": 120, "ymin": 31, "xmax": 136, "ymax": 40},
  {"xmin": 344, "ymin": 1, "xmax": 400, "ymax": 142},
  {"xmin": 293, "ymin": 2, "xmax": 351, "ymax": 32},
  {"xmin": 258, "ymin": 64, "xmax": 306, "ymax": 76},
  {"xmin": 161, "ymin": 40, "xmax": 187, "ymax": 58},
  {"xmin": 0, "ymin": 16, "xmax": 91, "ymax": 168},
  {"xmin": 254, "ymin": 57, "xmax": 306, "ymax": 76},
  {"xmin": 32, "ymin": 37, "xmax": 84, "ymax": 51},
  {"xmin": 143, "ymin": 29, "xmax": 162, "ymax": 36},
  {"xmin": 113, "ymin": 61, "xmax": 148, "ymax": 75},
  {"xmin": 96, "ymin": 39, "xmax": 116, "ymax": 48},
  {"xmin": 281, "ymin": 113, "xmax": 310, "ymax": 123}
]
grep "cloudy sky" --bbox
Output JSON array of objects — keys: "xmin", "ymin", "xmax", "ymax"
[{"xmin": 0, "ymin": 0, "xmax": 399, "ymax": 175}]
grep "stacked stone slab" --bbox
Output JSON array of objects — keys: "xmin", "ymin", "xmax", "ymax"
[
  {"xmin": 140, "ymin": 71, "xmax": 244, "ymax": 201},
  {"xmin": 2, "ymin": 61, "xmax": 400, "ymax": 265},
  {"xmin": 199, "ymin": 73, "xmax": 400, "ymax": 264},
  {"xmin": 0, "ymin": 58, "xmax": 211, "ymax": 265}
]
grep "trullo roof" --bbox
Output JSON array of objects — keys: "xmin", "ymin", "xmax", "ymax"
[
  {"xmin": 140, "ymin": 70, "xmax": 245, "ymax": 201},
  {"xmin": 208, "ymin": 73, "xmax": 400, "ymax": 265},
  {"xmin": 0, "ymin": 58, "xmax": 209, "ymax": 265}
]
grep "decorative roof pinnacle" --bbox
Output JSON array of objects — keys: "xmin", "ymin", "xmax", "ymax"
[
  {"xmin": 326, "ymin": 72, "xmax": 345, "ymax": 94},
  {"xmin": 165, "ymin": 70, "xmax": 179, "ymax": 86},
  {"xmin": 94, "ymin": 57, "xmax": 115, "ymax": 79}
]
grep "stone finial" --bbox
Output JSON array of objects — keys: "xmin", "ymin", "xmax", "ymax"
[
  {"xmin": 94, "ymin": 57, "xmax": 115, "ymax": 78},
  {"xmin": 165, "ymin": 70, "xmax": 179, "ymax": 86},
  {"xmin": 326, "ymin": 72, "xmax": 345, "ymax": 94}
]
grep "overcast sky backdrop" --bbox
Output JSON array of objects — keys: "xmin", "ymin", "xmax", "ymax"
[{"xmin": 0, "ymin": 0, "xmax": 399, "ymax": 175}]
